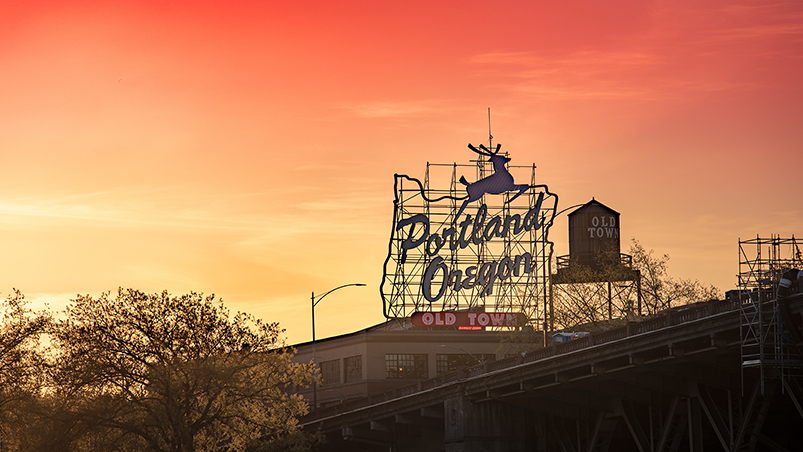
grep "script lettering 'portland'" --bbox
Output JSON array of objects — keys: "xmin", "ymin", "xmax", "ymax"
[{"xmin": 397, "ymin": 197, "xmax": 544, "ymax": 301}]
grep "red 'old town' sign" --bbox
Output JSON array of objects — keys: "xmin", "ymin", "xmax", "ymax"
[{"xmin": 410, "ymin": 311, "xmax": 527, "ymax": 329}]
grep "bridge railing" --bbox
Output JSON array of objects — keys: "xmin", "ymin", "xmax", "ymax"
[
  {"xmin": 307, "ymin": 299, "xmax": 742, "ymax": 419},
  {"xmin": 589, "ymin": 327, "xmax": 627, "ymax": 344},
  {"xmin": 633, "ymin": 315, "xmax": 667, "ymax": 333},
  {"xmin": 487, "ymin": 355, "xmax": 518, "ymax": 372}
]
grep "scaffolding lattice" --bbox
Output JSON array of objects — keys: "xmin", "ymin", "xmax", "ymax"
[
  {"xmin": 739, "ymin": 235, "xmax": 803, "ymax": 395},
  {"xmin": 380, "ymin": 157, "xmax": 558, "ymax": 328}
]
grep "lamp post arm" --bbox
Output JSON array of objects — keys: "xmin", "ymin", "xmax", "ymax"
[
  {"xmin": 313, "ymin": 283, "xmax": 366, "ymax": 308},
  {"xmin": 310, "ymin": 282, "xmax": 365, "ymax": 411},
  {"xmin": 545, "ymin": 203, "xmax": 584, "ymax": 227}
]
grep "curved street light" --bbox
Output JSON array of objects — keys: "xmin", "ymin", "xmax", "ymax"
[{"xmin": 311, "ymin": 282, "xmax": 365, "ymax": 410}]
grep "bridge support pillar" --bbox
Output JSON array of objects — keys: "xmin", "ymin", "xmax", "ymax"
[{"xmin": 444, "ymin": 394, "xmax": 532, "ymax": 451}]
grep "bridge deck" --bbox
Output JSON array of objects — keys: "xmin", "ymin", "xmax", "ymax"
[{"xmin": 301, "ymin": 295, "xmax": 803, "ymax": 451}]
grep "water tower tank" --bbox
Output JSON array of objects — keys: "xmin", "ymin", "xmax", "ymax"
[{"xmin": 568, "ymin": 199, "xmax": 621, "ymax": 267}]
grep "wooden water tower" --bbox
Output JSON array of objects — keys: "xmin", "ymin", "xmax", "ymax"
[
  {"xmin": 568, "ymin": 198, "xmax": 621, "ymax": 269},
  {"xmin": 550, "ymin": 199, "xmax": 641, "ymax": 329}
]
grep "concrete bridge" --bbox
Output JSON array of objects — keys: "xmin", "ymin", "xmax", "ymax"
[{"xmin": 301, "ymin": 295, "xmax": 803, "ymax": 451}]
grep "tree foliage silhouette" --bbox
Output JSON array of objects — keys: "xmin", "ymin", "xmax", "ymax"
[
  {"xmin": 552, "ymin": 239, "xmax": 719, "ymax": 331},
  {"xmin": 0, "ymin": 289, "xmax": 50, "ymax": 450},
  {"xmin": 50, "ymin": 288, "xmax": 314, "ymax": 452},
  {"xmin": 630, "ymin": 239, "xmax": 719, "ymax": 315}
]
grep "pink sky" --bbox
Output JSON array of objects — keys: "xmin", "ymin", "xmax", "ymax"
[{"xmin": 2, "ymin": 0, "xmax": 802, "ymax": 344}]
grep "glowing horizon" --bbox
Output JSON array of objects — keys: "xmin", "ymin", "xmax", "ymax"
[{"xmin": 2, "ymin": 0, "xmax": 802, "ymax": 344}]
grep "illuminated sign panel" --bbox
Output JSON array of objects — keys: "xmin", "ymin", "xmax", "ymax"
[
  {"xmin": 381, "ymin": 143, "xmax": 558, "ymax": 323},
  {"xmin": 410, "ymin": 311, "xmax": 527, "ymax": 328}
]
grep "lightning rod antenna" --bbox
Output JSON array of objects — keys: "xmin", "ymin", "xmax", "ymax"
[{"xmin": 488, "ymin": 107, "xmax": 493, "ymax": 150}]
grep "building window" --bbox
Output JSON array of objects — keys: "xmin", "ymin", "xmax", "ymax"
[
  {"xmin": 385, "ymin": 354, "xmax": 428, "ymax": 379},
  {"xmin": 320, "ymin": 359, "xmax": 340, "ymax": 385},
  {"xmin": 436, "ymin": 354, "xmax": 495, "ymax": 376},
  {"xmin": 344, "ymin": 355, "xmax": 362, "ymax": 382}
]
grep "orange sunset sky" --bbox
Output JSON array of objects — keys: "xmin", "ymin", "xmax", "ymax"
[{"xmin": 2, "ymin": 0, "xmax": 802, "ymax": 344}]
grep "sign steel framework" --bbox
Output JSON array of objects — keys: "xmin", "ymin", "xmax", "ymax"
[{"xmin": 381, "ymin": 151, "xmax": 558, "ymax": 326}]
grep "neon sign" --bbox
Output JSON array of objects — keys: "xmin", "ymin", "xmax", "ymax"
[
  {"xmin": 410, "ymin": 311, "xmax": 527, "ymax": 328},
  {"xmin": 381, "ymin": 142, "xmax": 558, "ymax": 321}
]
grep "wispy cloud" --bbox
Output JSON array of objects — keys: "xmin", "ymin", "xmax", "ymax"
[
  {"xmin": 467, "ymin": 2, "xmax": 803, "ymax": 103},
  {"xmin": 0, "ymin": 189, "xmax": 246, "ymax": 231},
  {"xmin": 469, "ymin": 50, "xmax": 670, "ymax": 101},
  {"xmin": 298, "ymin": 190, "xmax": 384, "ymax": 212},
  {"xmin": 337, "ymin": 101, "xmax": 441, "ymax": 118},
  {"xmin": 0, "ymin": 187, "xmax": 292, "ymax": 234},
  {"xmin": 0, "ymin": 186, "xmax": 388, "ymax": 254},
  {"xmin": 471, "ymin": 50, "xmax": 660, "ymax": 69},
  {"xmin": 293, "ymin": 163, "xmax": 345, "ymax": 171},
  {"xmin": 707, "ymin": 3, "xmax": 803, "ymax": 42}
]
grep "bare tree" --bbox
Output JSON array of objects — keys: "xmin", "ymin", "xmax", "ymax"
[
  {"xmin": 551, "ymin": 240, "xmax": 720, "ymax": 331},
  {"xmin": 50, "ymin": 288, "xmax": 315, "ymax": 452},
  {"xmin": 630, "ymin": 239, "xmax": 719, "ymax": 315},
  {"xmin": 551, "ymin": 258, "xmax": 637, "ymax": 332}
]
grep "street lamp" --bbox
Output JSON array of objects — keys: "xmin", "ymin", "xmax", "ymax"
[{"xmin": 311, "ymin": 283, "xmax": 365, "ymax": 410}]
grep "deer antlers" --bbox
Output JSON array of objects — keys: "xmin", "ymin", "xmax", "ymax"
[{"xmin": 467, "ymin": 143, "xmax": 502, "ymax": 156}]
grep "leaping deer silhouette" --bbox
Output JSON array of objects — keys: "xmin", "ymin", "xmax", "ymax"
[{"xmin": 455, "ymin": 143, "xmax": 530, "ymax": 221}]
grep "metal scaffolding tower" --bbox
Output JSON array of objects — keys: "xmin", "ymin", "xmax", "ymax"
[{"xmin": 739, "ymin": 235, "xmax": 803, "ymax": 395}]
